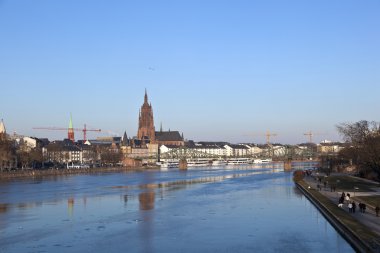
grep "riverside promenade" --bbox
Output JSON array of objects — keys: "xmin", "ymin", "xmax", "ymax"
[
  {"xmin": 299, "ymin": 173, "xmax": 380, "ymax": 252},
  {"xmin": 303, "ymin": 174, "xmax": 380, "ymax": 235}
]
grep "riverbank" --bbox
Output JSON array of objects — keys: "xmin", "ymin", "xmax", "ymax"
[
  {"xmin": 296, "ymin": 178, "xmax": 380, "ymax": 253},
  {"xmin": 0, "ymin": 166, "xmax": 160, "ymax": 181}
]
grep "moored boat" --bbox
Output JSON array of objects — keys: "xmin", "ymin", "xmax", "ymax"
[
  {"xmin": 252, "ymin": 158, "xmax": 272, "ymax": 164},
  {"xmin": 212, "ymin": 159, "xmax": 227, "ymax": 166},
  {"xmin": 227, "ymin": 158, "xmax": 251, "ymax": 165},
  {"xmin": 156, "ymin": 160, "xmax": 179, "ymax": 169},
  {"xmin": 186, "ymin": 158, "xmax": 211, "ymax": 167}
]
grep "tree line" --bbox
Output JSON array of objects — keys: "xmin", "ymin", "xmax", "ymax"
[
  {"xmin": 336, "ymin": 120, "xmax": 380, "ymax": 181},
  {"xmin": 0, "ymin": 138, "xmax": 122, "ymax": 171}
]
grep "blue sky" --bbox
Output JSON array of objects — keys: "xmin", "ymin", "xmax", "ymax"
[{"xmin": 1, "ymin": 0, "xmax": 379, "ymax": 144}]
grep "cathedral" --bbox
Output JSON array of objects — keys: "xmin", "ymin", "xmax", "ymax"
[
  {"xmin": 136, "ymin": 90, "xmax": 184, "ymax": 147},
  {"xmin": 137, "ymin": 90, "xmax": 156, "ymax": 143}
]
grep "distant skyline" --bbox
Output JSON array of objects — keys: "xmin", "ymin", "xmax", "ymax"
[{"xmin": 1, "ymin": 1, "xmax": 379, "ymax": 144}]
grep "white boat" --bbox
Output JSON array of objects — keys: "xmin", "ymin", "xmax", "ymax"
[
  {"xmin": 227, "ymin": 158, "xmax": 252, "ymax": 165},
  {"xmin": 252, "ymin": 158, "xmax": 272, "ymax": 164},
  {"xmin": 212, "ymin": 159, "xmax": 227, "ymax": 166},
  {"xmin": 186, "ymin": 158, "xmax": 211, "ymax": 167},
  {"xmin": 156, "ymin": 160, "xmax": 179, "ymax": 169}
]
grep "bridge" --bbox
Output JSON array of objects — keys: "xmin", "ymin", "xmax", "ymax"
[
  {"xmin": 160, "ymin": 147, "xmax": 220, "ymax": 160},
  {"xmin": 159, "ymin": 145, "xmax": 317, "ymax": 161}
]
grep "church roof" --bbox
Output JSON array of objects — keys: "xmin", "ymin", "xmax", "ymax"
[{"xmin": 155, "ymin": 131, "xmax": 183, "ymax": 142}]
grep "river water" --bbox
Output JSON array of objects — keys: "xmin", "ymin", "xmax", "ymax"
[{"xmin": 0, "ymin": 165, "xmax": 354, "ymax": 253}]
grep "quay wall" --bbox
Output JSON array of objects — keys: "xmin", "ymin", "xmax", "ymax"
[
  {"xmin": 296, "ymin": 180, "xmax": 380, "ymax": 253},
  {"xmin": 0, "ymin": 166, "xmax": 159, "ymax": 181}
]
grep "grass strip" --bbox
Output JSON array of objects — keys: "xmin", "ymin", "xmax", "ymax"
[{"xmin": 324, "ymin": 175, "xmax": 380, "ymax": 192}]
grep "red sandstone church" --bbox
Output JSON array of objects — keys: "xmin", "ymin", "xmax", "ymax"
[{"xmin": 137, "ymin": 90, "xmax": 184, "ymax": 147}]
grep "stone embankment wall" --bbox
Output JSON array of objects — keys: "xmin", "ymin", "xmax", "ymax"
[
  {"xmin": 296, "ymin": 180, "xmax": 380, "ymax": 253},
  {"xmin": 0, "ymin": 166, "xmax": 159, "ymax": 180}
]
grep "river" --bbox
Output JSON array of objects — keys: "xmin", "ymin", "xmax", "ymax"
[{"xmin": 0, "ymin": 165, "xmax": 354, "ymax": 253}]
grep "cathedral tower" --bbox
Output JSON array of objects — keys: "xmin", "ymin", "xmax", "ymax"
[{"xmin": 137, "ymin": 89, "xmax": 155, "ymax": 142}]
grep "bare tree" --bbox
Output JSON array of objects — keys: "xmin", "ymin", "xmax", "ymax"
[
  {"xmin": 100, "ymin": 148, "xmax": 122, "ymax": 166},
  {"xmin": 337, "ymin": 120, "xmax": 380, "ymax": 180},
  {"xmin": 0, "ymin": 139, "xmax": 14, "ymax": 171}
]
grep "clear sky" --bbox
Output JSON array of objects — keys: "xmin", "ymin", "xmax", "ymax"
[{"xmin": 1, "ymin": 0, "xmax": 379, "ymax": 144}]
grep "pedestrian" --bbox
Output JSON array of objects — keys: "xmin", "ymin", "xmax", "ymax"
[
  {"xmin": 323, "ymin": 181, "xmax": 327, "ymax": 189},
  {"xmin": 348, "ymin": 202, "xmax": 353, "ymax": 213},
  {"xmin": 358, "ymin": 203, "xmax": 363, "ymax": 213},
  {"xmin": 352, "ymin": 202, "xmax": 356, "ymax": 213},
  {"xmin": 341, "ymin": 192, "xmax": 346, "ymax": 198},
  {"xmin": 376, "ymin": 205, "xmax": 380, "ymax": 217},
  {"xmin": 345, "ymin": 195, "xmax": 350, "ymax": 203},
  {"xmin": 347, "ymin": 193, "xmax": 351, "ymax": 198}
]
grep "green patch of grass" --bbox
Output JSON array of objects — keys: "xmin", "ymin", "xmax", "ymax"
[
  {"xmin": 322, "ymin": 175, "xmax": 380, "ymax": 192},
  {"xmin": 356, "ymin": 196, "xmax": 380, "ymax": 207}
]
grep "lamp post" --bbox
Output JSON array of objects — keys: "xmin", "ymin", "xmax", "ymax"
[
  {"xmin": 336, "ymin": 180, "xmax": 340, "ymax": 197},
  {"xmin": 354, "ymin": 187, "xmax": 359, "ymax": 197}
]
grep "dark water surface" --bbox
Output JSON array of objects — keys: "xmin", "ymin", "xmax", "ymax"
[{"xmin": 0, "ymin": 166, "xmax": 354, "ymax": 253}]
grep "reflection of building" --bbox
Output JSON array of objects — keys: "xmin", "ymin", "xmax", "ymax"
[
  {"xmin": 139, "ymin": 192, "xmax": 155, "ymax": 211},
  {"xmin": 68, "ymin": 198, "xmax": 74, "ymax": 217}
]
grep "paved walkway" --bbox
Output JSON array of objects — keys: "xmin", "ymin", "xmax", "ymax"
[{"xmin": 303, "ymin": 174, "xmax": 380, "ymax": 236}]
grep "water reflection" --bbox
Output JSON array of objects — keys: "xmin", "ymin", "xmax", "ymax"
[
  {"xmin": 0, "ymin": 203, "xmax": 8, "ymax": 213},
  {"xmin": 68, "ymin": 198, "xmax": 74, "ymax": 217},
  {"xmin": 139, "ymin": 192, "xmax": 155, "ymax": 211},
  {"xmin": 0, "ymin": 165, "xmax": 354, "ymax": 253}
]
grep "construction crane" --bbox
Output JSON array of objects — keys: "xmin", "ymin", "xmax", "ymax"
[
  {"xmin": 265, "ymin": 130, "xmax": 277, "ymax": 145},
  {"xmin": 303, "ymin": 131, "xmax": 324, "ymax": 143},
  {"xmin": 33, "ymin": 124, "xmax": 101, "ymax": 142},
  {"xmin": 245, "ymin": 130, "xmax": 278, "ymax": 145}
]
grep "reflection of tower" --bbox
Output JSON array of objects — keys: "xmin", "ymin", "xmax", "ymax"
[
  {"xmin": 139, "ymin": 192, "xmax": 155, "ymax": 211},
  {"xmin": 68, "ymin": 114, "xmax": 75, "ymax": 142},
  {"xmin": 68, "ymin": 198, "xmax": 74, "ymax": 217},
  {"xmin": 137, "ymin": 90, "xmax": 155, "ymax": 142}
]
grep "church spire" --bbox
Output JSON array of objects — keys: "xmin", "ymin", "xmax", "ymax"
[
  {"xmin": 68, "ymin": 114, "xmax": 75, "ymax": 142},
  {"xmin": 144, "ymin": 88, "xmax": 148, "ymax": 104},
  {"xmin": 0, "ymin": 118, "xmax": 6, "ymax": 134}
]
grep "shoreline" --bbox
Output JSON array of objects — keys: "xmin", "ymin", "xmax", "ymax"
[
  {"xmin": 0, "ymin": 166, "xmax": 161, "ymax": 181},
  {"xmin": 296, "ymin": 179, "xmax": 380, "ymax": 253}
]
